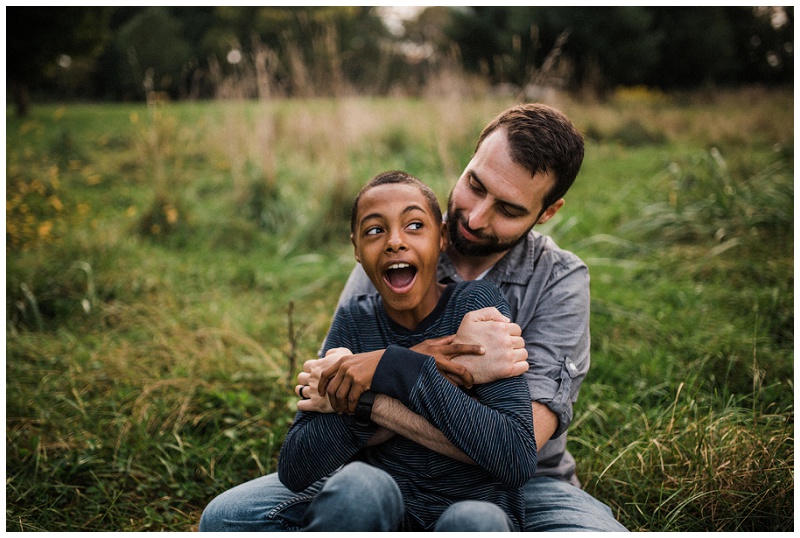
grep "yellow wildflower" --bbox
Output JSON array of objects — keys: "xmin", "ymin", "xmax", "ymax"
[
  {"xmin": 49, "ymin": 196, "xmax": 63, "ymax": 212},
  {"xmin": 165, "ymin": 205, "xmax": 179, "ymax": 224},
  {"xmin": 49, "ymin": 166, "xmax": 60, "ymax": 189},
  {"xmin": 38, "ymin": 221, "xmax": 53, "ymax": 238}
]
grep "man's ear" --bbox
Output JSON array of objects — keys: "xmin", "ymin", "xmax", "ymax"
[
  {"xmin": 350, "ymin": 233, "xmax": 361, "ymax": 264},
  {"xmin": 439, "ymin": 222, "xmax": 447, "ymax": 251},
  {"xmin": 537, "ymin": 198, "xmax": 565, "ymax": 225}
]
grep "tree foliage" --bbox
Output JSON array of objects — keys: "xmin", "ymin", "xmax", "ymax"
[
  {"xmin": 7, "ymin": 7, "xmax": 111, "ymax": 115},
  {"xmin": 446, "ymin": 6, "xmax": 793, "ymax": 91},
  {"xmin": 5, "ymin": 6, "xmax": 793, "ymax": 111}
]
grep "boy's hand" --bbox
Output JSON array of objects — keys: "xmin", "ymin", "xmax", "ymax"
[
  {"xmin": 296, "ymin": 348, "xmax": 351, "ymax": 413},
  {"xmin": 411, "ymin": 335, "xmax": 481, "ymax": 388},
  {"xmin": 452, "ymin": 307, "xmax": 529, "ymax": 384},
  {"xmin": 318, "ymin": 349, "xmax": 384, "ymax": 414}
]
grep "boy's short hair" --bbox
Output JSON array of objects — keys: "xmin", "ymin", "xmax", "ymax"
[{"xmin": 350, "ymin": 171, "xmax": 442, "ymax": 234}]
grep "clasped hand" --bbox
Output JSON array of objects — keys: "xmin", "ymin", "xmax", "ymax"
[
  {"xmin": 451, "ymin": 307, "xmax": 529, "ymax": 384},
  {"xmin": 295, "ymin": 307, "xmax": 528, "ymax": 414},
  {"xmin": 295, "ymin": 347, "xmax": 351, "ymax": 413}
]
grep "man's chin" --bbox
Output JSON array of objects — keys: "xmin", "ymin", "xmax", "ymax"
[
  {"xmin": 450, "ymin": 235, "xmax": 505, "ymax": 257},
  {"xmin": 449, "ymin": 229, "xmax": 527, "ymax": 257}
]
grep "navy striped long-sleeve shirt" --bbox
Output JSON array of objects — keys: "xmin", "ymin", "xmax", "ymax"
[{"xmin": 278, "ymin": 280, "xmax": 537, "ymax": 531}]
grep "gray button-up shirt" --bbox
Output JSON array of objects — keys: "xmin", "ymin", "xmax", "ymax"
[{"xmin": 331, "ymin": 230, "xmax": 590, "ymax": 486}]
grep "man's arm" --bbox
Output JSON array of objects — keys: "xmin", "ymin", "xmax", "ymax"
[
  {"xmin": 370, "ymin": 395, "xmax": 474, "ymax": 463},
  {"xmin": 370, "ymin": 396, "xmax": 557, "ymax": 460}
]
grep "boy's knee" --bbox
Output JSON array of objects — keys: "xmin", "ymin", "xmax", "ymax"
[
  {"xmin": 435, "ymin": 501, "xmax": 513, "ymax": 532},
  {"xmin": 325, "ymin": 462, "xmax": 401, "ymax": 504},
  {"xmin": 198, "ymin": 494, "xmax": 228, "ymax": 532},
  {"xmin": 304, "ymin": 462, "xmax": 404, "ymax": 531}
]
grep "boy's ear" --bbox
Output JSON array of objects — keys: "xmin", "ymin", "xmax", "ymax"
[
  {"xmin": 537, "ymin": 198, "xmax": 565, "ymax": 225},
  {"xmin": 350, "ymin": 233, "xmax": 361, "ymax": 263}
]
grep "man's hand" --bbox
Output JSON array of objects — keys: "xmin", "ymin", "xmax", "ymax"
[
  {"xmin": 295, "ymin": 348, "xmax": 350, "ymax": 413},
  {"xmin": 318, "ymin": 349, "xmax": 384, "ymax": 414},
  {"xmin": 452, "ymin": 307, "xmax": 529, "ymax": 384},
  {"xmin": 411, "ymin": 335, "xmax": 483, "ymax": 388}
]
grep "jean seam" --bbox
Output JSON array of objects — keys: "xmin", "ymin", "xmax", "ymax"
[{"xmin": 265, "ymin": 482, "xmax": 323, "ymax": 531}]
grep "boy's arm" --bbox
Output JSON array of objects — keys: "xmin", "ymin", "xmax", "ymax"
[
  {"xmin": 279, "ymin": 311, "xmax": 376, "ymax": 492},
  {"xmin": 278, "ymin": 410, "xmax": 379, "ymax": 492},
  {"xmin": 319, "ymin": 308, "xmax": 527, "ymax": 414},
  {"xmin": 370, "ymin": 350, "xmax": 537, "ymax": 487}
]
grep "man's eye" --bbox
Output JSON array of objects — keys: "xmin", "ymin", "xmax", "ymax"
[
  {"xmin": 469, "ymin": 179, "xmax": 483, "ymax": 192},
  {"xmin": 499, "ymin": 206, "xmax": 518, "ymax": 217}
]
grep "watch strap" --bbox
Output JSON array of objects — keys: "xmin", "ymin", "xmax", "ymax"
[{"xmin": 354, "ymin": 390, "xmax": 376, "ymax": 428}]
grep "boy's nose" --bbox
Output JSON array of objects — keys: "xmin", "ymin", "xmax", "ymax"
[{"xmin": 386, "ymin": 235, "xmax": 407, "ymax": 252}]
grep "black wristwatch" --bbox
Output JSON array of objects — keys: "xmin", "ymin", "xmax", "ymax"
[{"xmin": 354, "ymin": 390, "xmax": 376, "ymax": 428}]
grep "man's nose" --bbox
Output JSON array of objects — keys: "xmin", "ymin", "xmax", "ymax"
[{"xmin": 468, "ymin": 199, "xmax": 492, "ymax": 230}]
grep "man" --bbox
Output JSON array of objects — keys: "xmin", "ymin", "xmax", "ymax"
[{"xmin": 199, "ymin": 104, "xmax": 627, "ymax": 532}]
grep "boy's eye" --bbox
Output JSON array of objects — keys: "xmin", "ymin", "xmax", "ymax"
[
  {"xmin": 365, "ymin": 226, "xmax": 383, "ymax": 236},
  {"xmin": 407, "ymin": 222, "xmax": 423, "ymax": 231}
]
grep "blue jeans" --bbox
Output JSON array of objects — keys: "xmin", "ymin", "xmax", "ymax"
[{"xmin": 199, "ymin": 467, "xmax": 627, "ymax": 532}]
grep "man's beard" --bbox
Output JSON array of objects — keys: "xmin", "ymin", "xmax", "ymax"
[{"xmin": 446, "ymin": 208, "xmax": 529, "ymax": 257}]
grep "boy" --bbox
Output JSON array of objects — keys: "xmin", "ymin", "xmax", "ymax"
[{"xmin": 277, "ymin": 171, "xmax": 537, "ymax": 531}]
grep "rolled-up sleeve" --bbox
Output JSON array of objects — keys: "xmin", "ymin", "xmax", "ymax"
[{"xmin": 513, "ymin": 251, "xmax": 590, "ymax": 439}]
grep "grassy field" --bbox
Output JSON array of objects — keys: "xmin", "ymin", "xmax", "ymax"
[{"xmin": 6, "ymin": 88, "xmax": 793, "ymax": 531}]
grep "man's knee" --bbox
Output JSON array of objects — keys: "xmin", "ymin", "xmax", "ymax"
[
  {"xmin": 435, "ymin": 501, "xmax": 513, "ymax": 532},
  {"xmin": 523, "ymin": 476, "xmax": 627, "ymax": 532}
]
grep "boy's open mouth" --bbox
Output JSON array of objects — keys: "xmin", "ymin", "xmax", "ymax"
[{"xmin": 383, "ymin": 262, "xmax": 417, "ymax": 293}]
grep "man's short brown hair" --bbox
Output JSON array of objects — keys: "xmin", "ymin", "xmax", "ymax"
[{"xmin": 476, "ymin": 104, "xmax": 584, "ymax": 210}]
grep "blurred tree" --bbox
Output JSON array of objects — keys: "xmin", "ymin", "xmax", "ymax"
[
  {"xmin": 6, "ymin": 7, "xmax": 111, "ymax": 116},
  {"xmin": 725, "ymin": 6, "xmax": 794, "ymax": 85},
  {"xmin": 112, "ymin": 7, "xmax": 194, "ymax": 100},
  {"xmin": 646, "ymin": 7, "xmax": 738, "ymax": 88},
  {"xmin": 446, "ymin": 6, "xmax": 662, "ymax": 91},
  {"xmin": 528, "ymin": 7, "xmax": 662, "ymax": 90},
  {"xmin": 198, "ymin": 6, "xmax": 393, "ymax": 97},
  {"xmin": 444, "ymin": 6, "xmax": 793, "ymax": 92},
  {"xmin": 8, "ymin": 6, "xmax": 792, "ymax": 104}
]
